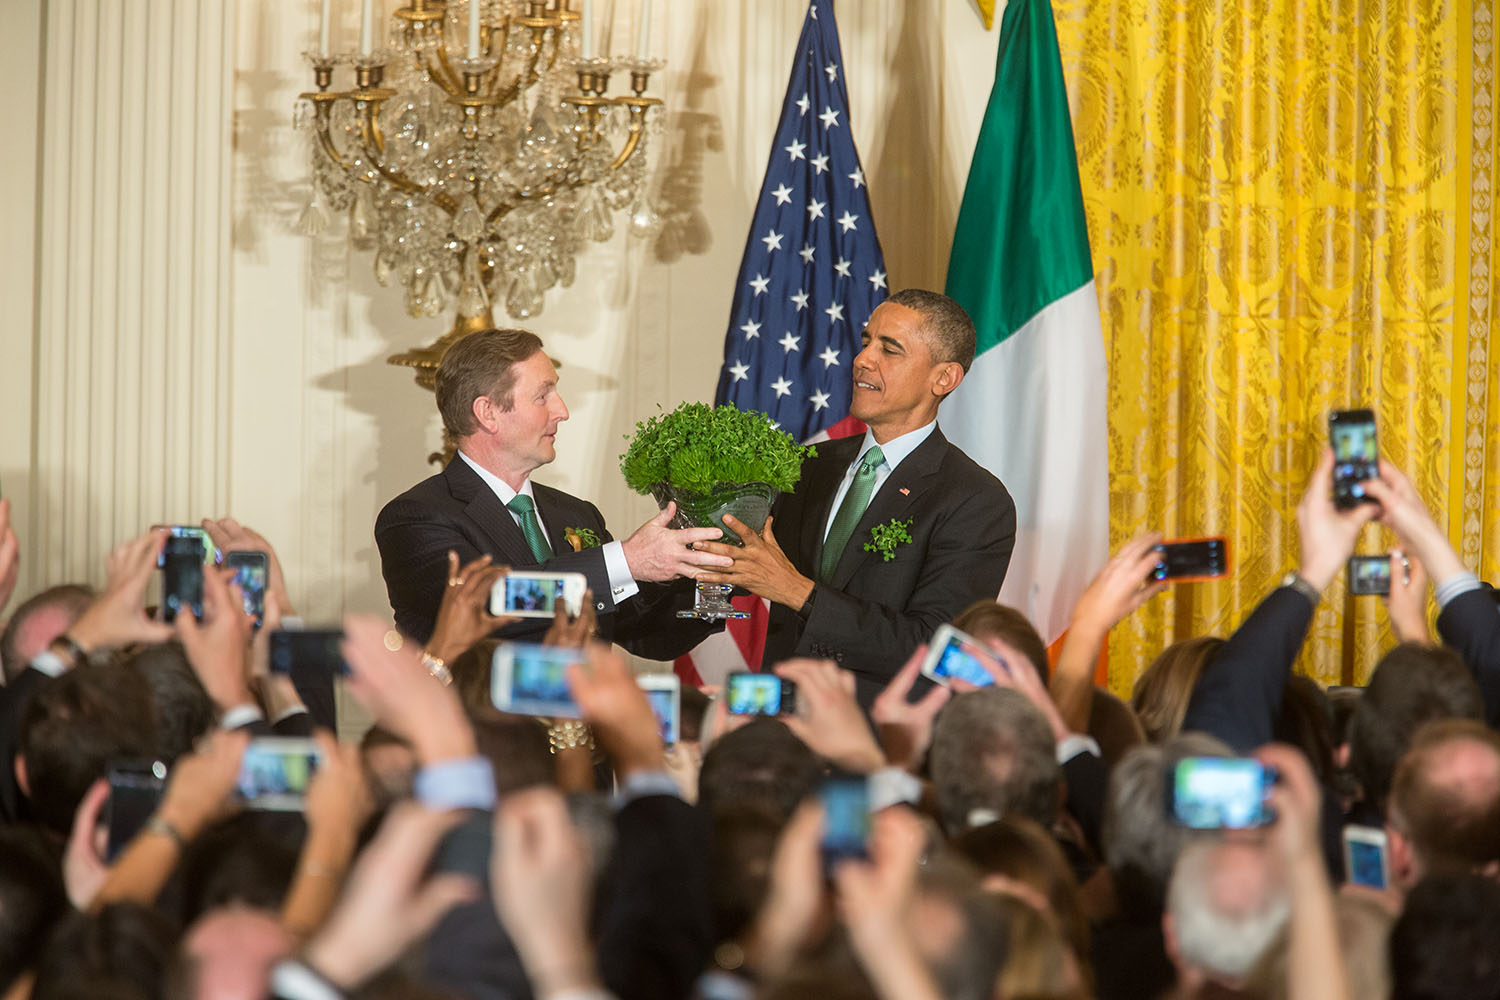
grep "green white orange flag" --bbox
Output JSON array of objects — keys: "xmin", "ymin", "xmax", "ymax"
[{"xmin": 942, "ymin": 0, "xmax": 1109, "ymax": 644}]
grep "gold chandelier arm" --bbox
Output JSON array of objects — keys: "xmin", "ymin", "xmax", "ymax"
[
  {"xmin": 607, "ymin": 111, "xmax": 647, "ymax": 172},
  {"xmin": 309, "ymin": 102, "xmax": 352, "ymax": 171},
  {"xmin": 357, "ymin": 105, "xmax": 460, "ymax": 213},
  {"xmin": 421, "ymin": 50, "xmax": 466, "ymax": 97}
]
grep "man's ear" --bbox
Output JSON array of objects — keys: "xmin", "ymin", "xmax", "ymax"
[
  {"xmin": 471, "ymin": 395, "xmax": 497, "ymax": 436},
  {"xmin": 1387, "ymin": 823, "xmax": 1419, "ymax": 889},
  {"xmin": 14, "ymin": 755, "xmax": 28, "ymax": 799},
  {"xmin": 931, "ymin": 362, "xmax": 965, "ymax": 400}
]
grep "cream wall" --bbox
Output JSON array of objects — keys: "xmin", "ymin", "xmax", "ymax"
[{"xmin": 0, "ymin": 0, "xmax": 1000, "ymax": 629}]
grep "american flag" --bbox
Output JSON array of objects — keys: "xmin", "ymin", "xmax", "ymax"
[{"xmin": 678, "ymin": 0, "xmax": 887, "ymax": 688}]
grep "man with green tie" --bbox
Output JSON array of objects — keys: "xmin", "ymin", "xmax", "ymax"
[
  {"xmin": 375, "ymin": 328, "xmax": 731, "ymax": 654},
  {"xmin": 697, "ymin": 290, "xmax": 1017, "ymax": 707}
]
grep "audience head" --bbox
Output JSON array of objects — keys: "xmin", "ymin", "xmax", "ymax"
[
  {"xmin": 177, "ymin": 815, "xmax": 301, "ymax": 927},
  {"xmin": 953, "ymin": 816, "xmax": 1090, "ymax": 966},
  {"xmin": 1164, "ymin": 837, "xmax": 1288, "ymax": 990},
  {"xmin": 1248, "ymin": 892, "xmax": 1394, "ymax": 1000},
  {"xmin": 359, "ymin": 725, "xmax": 417, "ymax": 813},
  {"xmin": 1130, "ymin": 636, "xmax": 1224, "ymax": 744},
  {"xmin": 699, "ymin": 718, "xmax": 822, "ymax": 821},
  {"xmin": 0, "ymin": 583, "xmax": 93, "ymax": 682},
  {"xmin": 1390, "ymin": 871, "xmax": 1500, "ymax": 1000},
  {"xmin": 931, "ymin": 687, "xmax": 1061, "ymax": 835},
  {"xmin": 0, "ymin": 827, "xmax": 68, "ymax": 994},
  {"xmin": 950, "ymin": 601, "xmax": 1050, "ymax": 683},
  {"xmin": 433, "ymin": 327, "xmax": 550, "ymax": 445},
  {"xmin": 1350, "ymin": 642, "xmax": 1483, "ymax": 814},
  {"xmin": 30, "ymin": 903, "xmax": 177, "ymax": 1000},
  {"xmin": 1102, "ymin": 732, "xmax": 1231, "ymax": 918},
  {"xmin": 1386, "ymin": 718, "xmax": 1500, "ymax": 888},
  {"xmin": 169, "ymin": 904, "xmax": 293, "ymax": 1000},
  {"xmin": 17, "ymin": 662, "xmax": 158, "ymax": 835},
  {"xmin": 125, "ymin": 642, "xmax": 217, "ymax": 765},
  {"xmin": 470, "ymin": 709, "xmax": 554, "ymax": 798},
  {"xmin": 907, "ymin": 855, "xmax": 1011, "ymax": 1000},
  {"xmin": 708, "ymin": 802, "xmax": 785, "ymax": 945},
  {"xmin": 1089, "ymin": 687, "xmax": 1147, "ymax": 767},
  {"xmin": 1273, "ymin": 674, "xmax": 1336, "ymax": 789}
]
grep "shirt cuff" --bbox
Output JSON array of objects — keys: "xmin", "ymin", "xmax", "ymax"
[
  {"xmin": 27, "ymin": 651, "xmax": 69, "ymax": 679},
  {"xmin": 270, "ymin": 960, "xmax": 346, "ymax": 1000},
  {"xmin": 1056, "ymin": 734, "xmax": 1102, "ymax": 764},
  {"xmin": 273, "ymin": 705, "xmax": 310, "ymax": 725},
  {"xmin": 615, "ymin": 769, "xmax": 681, "ymax": 808},
  {"xmin": 868, "ymin": 767, "xmax": 923, "ymax": 813},
  {"xmin": 414, "ymin": 756, "xmax": 497, "ymax": 811},
  {"xmin": 695, "ymin": 972, "xmax": 756, "ymax": 1000},
  {"xmin": 221, "ymin": 704, "xmax": 266, "ymax": 731},
  {"xmin": 1435, "ymin": 571, "xmax": 1483, "ymax": 608},
  {"xmin": 601, "ymin": 540, "xmax": 639, "ymax": 604}
]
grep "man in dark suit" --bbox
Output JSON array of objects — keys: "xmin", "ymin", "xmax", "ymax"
[
  {"xmin": 376, "ymin": 328, "xmax": 731, "ymax": 657},
  {"xmin": 698, "ymin": 290, "xmax": 1017, "ymax": 705}
]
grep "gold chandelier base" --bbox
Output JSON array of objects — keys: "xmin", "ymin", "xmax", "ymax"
[{"xmin": 387, "ymin": 309, "xmax": 497, "ymax": 391}]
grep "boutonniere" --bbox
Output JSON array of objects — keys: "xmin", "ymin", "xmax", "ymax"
[
  {"xmin": 864, "ymin": 518, "xmax": 913, "ymax": 562},
  {"xmin": 564, "ymin": 527, "xmax": 602, "ymax": 552}
]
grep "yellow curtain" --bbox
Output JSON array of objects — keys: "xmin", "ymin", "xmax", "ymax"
[{"xmin": 1049, "ymin": 0, "xmax": 1477, "ymax": 691}]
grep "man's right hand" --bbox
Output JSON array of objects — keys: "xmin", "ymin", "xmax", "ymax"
[
  {"xmin": 620, "ymin": 502, "xmax": 734, "ymax": 582},
  {"xmin": 69, "ymin": 529, "xmax": 175, "ymax": 654}
]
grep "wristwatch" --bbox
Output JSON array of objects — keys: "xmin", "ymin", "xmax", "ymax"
[{"xmin": 1280, "ymin": 571, "xmax": 1322, "ymax": 607}]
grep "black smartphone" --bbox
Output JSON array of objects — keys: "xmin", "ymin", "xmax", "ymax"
[
  {"xmin": 1329, "ymin": 409, "xmax": 1379, "ymax": 510},
  {"xmin": 725, "ymin": 672, "xmax": 798, "ymax": 716},
  {"xmin": 152, "ymin": 525, "xmax": 219, "ymax": 568},
  {"xmin": 820, "ymin": 774, "xmax": 871, "ymax": 872},
  {"xmin": 161, "ymin": 534, "xmax": 205, "ymax": 623},
  {"xmin": 224, "ymin": 551, "xmax": 269, "ymax": 627},
  {"xmin": 269, "ymin": 629, "xmax": 348, "ymax": 676},
  {"xmin": 106, "ymin": 759, "xmax": 168, "ymax": 861},
  {"xmin": 1348, "ymin": 555, "xmax": 1394, "ymax": 596},
  {"xmin": 1166, "ymin": 757, "xmax": 1277, "ymax": 829},
  {"xmin": 1149, "ymin": 538, "xmax": 1230, "ymax": 582}
]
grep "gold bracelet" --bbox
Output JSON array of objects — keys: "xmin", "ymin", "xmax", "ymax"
[
  {"xmin": 547, "ymin": 719, "xmax": 594, "ymax": 754},
  {"xmin": 420, "ymin": 650, "xmax": 453, "ymax": 686}
]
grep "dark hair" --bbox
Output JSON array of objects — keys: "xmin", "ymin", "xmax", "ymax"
[
  {"xmin": 708, "ymin": 803, "xmax": 785, "ymax": 945},
  {"xmin": 1, "ymin": 584, "xmax": 94, "ymax": 682},
  {"xmin": 953, "ymin": 817, "xmax": 1090, "ymax": 964},
  {"xmin": 699, "ymin": 719, "xmax": 822, "ymax": 821},
  {"xmin": 434, "ymin": 328, "xmax": 545, "ymax": 439},
  {"xmin": 0, "ymin": 827, "xmax": 68, "ymax": 993},
  {"xmin": 31, "ymin": 903, "xmax": 178, "ymax": 1000},
  {"xmin": 951, "ymin": 601, "xmax": 1050, "ymax": 684},
  {"xmin": 1131, "ymin": 636, "xmax": 1225, "ymax": 744},
  {"xmin": 18, "ymin": 663, "xmax": 158, "ymax": 835},
  {"xmin": 1390, "ymin": 872, "xmax": 1500, "ymax": 1000},
  {"xmin": 471, "ymin": 709, "xmax": 554, "ymax": 797},
  {"xmin": 680, "ymin": 685, "xmax": 711, "ymax": 743},
  {"xmin": 930, "ymin": 688, "xmax": 1060, "ymax": 834},
  {"xmin": 124, "ymin": 642, "xmax": 217, "ymax": 765},
  {"xmin": 1389, "ymin": 719, "xmax": 1500, "ymax": 874},
  {"xmin": 1273, "ymin": 675, "xmax": 1336, "ymax": 789},
  {"xmin": 1090, "ymin": 687, "xmax": 1147, "ymax": 767},
  {"xmin": 176, "ymin": 815, "xmax": 301, "ymax": 926},
  {"xmin": 885, "ymin": 289, "xmax": 978, "ymax": 374},
  {"xmin": 1349, "ymin": 642, "xmax": 1483, "ymax": 814}
]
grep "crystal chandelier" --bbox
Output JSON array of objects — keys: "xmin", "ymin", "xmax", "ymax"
[{"xmin": 295, "ymin": 0, "xmax": 664, "ymax": 388}]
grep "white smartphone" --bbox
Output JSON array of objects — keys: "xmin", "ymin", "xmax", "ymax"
[
  {"xmin": 1342, "ymin": 825, "xmax": 1390, "ymax": 890},
  {"xmin": 491, "ymin": 642, "xmax": 585, "ymax": 717},
  {"xmin": 489, "ymin": 571, "xmax": 587, "ymax": 619},
  {"xmin": 637, "ymin": 673, "xmax": 681, "ymax": 744},
  {"xmin": 236, "ymin": 737, "xmax": 323, "ymax": 812},
  {"xmin": 919, "ymin": 624, "xmax": 1000, "ymax": 688}
]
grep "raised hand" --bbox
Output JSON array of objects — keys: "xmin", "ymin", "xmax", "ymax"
[
  {"xmin": 176, "ymin": 567, "xmax": 257, "ymax": 711},
  {"xmin": 1296, "ymin": 448, "xmax": 1380, "ymax": 591},
  {"xmin": 871, "ymin": 645, "xmax": 951, "ymax": 774},
  {"xmin": 542, "ymin": 586, "xmax": 597, "ymax": 648},
  {"xmin": 620, "ymin": 502, "xmax": 735, "ymax": 582},
  {"xmin": 775, "ymin": 657, "xmax": 885, "ymax": 774},
  {"xmin": 68, "ymin": 529, "xmax": 174, "ymax": 654},
  {"xmin": 63, "ymin": 778, "xmax": 112, "ymax": 910},
  {"xmin": 342, "ymin": 614, "xmax": 475, "ymax": 764},
  {"xmin": 426, "ymin": 551, "xmax": 516, "ymax": 664},
  {"xmin": 1069, "ymin": 532, "xmax": 1169, "ymax": 635},
  {"xmin": 1361, "ymin": 461, "xmax": 1469, "ymax": 587},
  {"xmin": 1385, "ymin": 551, "xmax": 1431, "ymax": 644},
  {"xmin": 200, "ymin": 517, "xmax": 297, "ymax": 616},
  {"xmin": 567, "ymin": 643, "xmax": 664, "ymax": 777}
]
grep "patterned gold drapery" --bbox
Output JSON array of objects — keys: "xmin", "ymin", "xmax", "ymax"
[{"xmin": 1047, "ymin": 0, "xmax": 1497, "ymax": 691}]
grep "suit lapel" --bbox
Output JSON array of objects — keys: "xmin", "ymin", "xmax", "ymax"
[
  {"xmin": 802, "ymin": 436, "xmax": 861, "ymax": 575},
  {"xmin": 444, "ymin": 459, "xmax": 536, "ymax": 568},
  {"xmin": 828, "ymin": 428, "xmax": 949, "ymax": 589},
  {"xmin": 532, "ymin": 484, "xmax": 579, "ymax": 556}
]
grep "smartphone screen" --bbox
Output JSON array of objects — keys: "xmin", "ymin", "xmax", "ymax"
[
  {"xmin": 1330, "ymin": 409, "xmax": 1379, "ymax": 509},
  {"xmin": 269, "ymin": 630, "xmax": 348, "ymax": 676},
  {"xmin": 1150, "ymin": 539, "xmax": 1229, "ymax": 581},
  {"xmin": 493, "ymin": 643, "xmax": 584, "ymax": 717},
  {"xmin": 491, "ymin": 573, "xmax": 586, "ymax": 619},
  {"xmin": 106, "ymin": 760, "xmax": 168, "ymax": 861},
  {"xmin": 726, "ymin": 672, "xmax": 795, "ymax": 716},
  {"xmin": 1343, "ymin": 827, "xmax": 1390, "ymax": 889},
  {"xmin": 224, "ymin": 551, "xmax": 268, "ymax": 626},
  {"xmin": 1348, "ymin": 555, "xmax": 1392, "ymax": 596},
  {"xmin": 153, "ymin": 525, "xmax": 219, "ymax": 567},
  {"xmin": 922, "ymin": 626, "xmax": 998, "ymax": 688},
  {"xmin": 237, "ymin": 738, "xmax": 322, "ymax": 811},
  {"xmin": 820, "ymin": 774, "xmax": 871, "ymax": 870},
  {"xmin": 161, "ymin": 535, "xmax": 205, "ymax": 623},
  {"xmin": 1168, "ymin": 757, "xmax": 1276, "ymax": 829},
  {"xmin": 640, "ymin": 681, "xmax": 680, "ymax": 744}
]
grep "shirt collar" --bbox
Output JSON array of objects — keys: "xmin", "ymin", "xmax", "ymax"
[
  {"xmin": 457, "ymin": 449, "xmax": 534, "ymax": 507},
  {"xmin": 857, "ymin": 419, "xmax": 938, "ymax": 474}
]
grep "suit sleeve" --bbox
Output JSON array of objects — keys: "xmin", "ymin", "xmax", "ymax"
[
  {"xmin": 1181, "ymin": 586, "xmax": 1315, "ymax": 753},
  {"xmin": 1436, "ymin": 588, "xmax": 1500, "ymax": 728},
  {"xmin": 798, "ymin": 484, "xmax": 1016, "ymax": 687}
]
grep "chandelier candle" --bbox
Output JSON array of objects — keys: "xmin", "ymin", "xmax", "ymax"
[
  {"xmin": 360, "ymin": 0, "xmax": 376, "ymax": 55},
  {"xmin": 319, "ymin": 0, "xmax": 332, "ymax": 57},
  {"xmin": 467, "ymin": 0, "xmax": 481, "ymax": 58},
  {"xmin": 634, "ymin": 0, "xmax": 650, "ymax": 59}
]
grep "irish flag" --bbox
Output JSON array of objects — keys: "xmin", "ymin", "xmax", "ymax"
[{"xmin": 942, "ymin": 0, "xmax": 1109, "ymax": 644}]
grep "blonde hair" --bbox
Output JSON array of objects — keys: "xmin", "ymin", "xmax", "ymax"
[{"xmin": 1130, "ymin": 636, "xmax": 1224, "ymax": 743}]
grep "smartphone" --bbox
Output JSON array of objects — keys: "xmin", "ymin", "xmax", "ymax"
[
  {"xmin": 152, "ymin": 525, "xmax": 219, "ymax": 567},
  {"xmin": 161, "ymin": 534, "xmax": 205, "ymax": 623},
  {"xmin": 919, "ymin": 624, "xmax": 999, "ymax": 688},
  {"xmin": 1348, "ymin": 555, "xmax": 1394, "ymax": 597},
  {"xmin": 1342, "ymin": 825, "xmax": 1390, "ymax": 890},
  {"xmin": 726, "ymin": 672, "xmax": 797, "ymax": 717},
  {"xmin": 1167, "ymin": 757, "xmax": 1277, "ymax": 829},
  {"xmin": 638, "ymin": 673, "xmax": 681, "ymax": 744},
  {"xmin": 491, "ymin": 643, "xmax": 584, "ymax": 717},
  {"xmin": 1148, "ymin": 538, "xmax": 1230, "ymax": 582},
  {"xmin": 236, "ymin": 737, "xmax": 322, "ymax": 811},
  {"xmin": 820, "ymin": 774, "xmax": 871, "ymax": 871},
  {"xmin": 489, "ymin": 571, "xmax": 587, "ymax": 619},
  {"xmin": 105, "ymin": 759, "xmax": 168, "ymax": 862},
  {"xmin": 269, "ymin": 629, "xmax": 348, "ymax": 676},
  {"xmin": 1330, "ymin": 409, "xmax": 1379, "ymax": 510},
  {"xmin": 224, "ymin": 551, "xmax": 269, "ymax": 627}
]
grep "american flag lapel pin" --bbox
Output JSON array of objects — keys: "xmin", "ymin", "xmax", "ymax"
[{"xmin": 899, "ymin": 487, "xmax": 910, "ymax": 496}]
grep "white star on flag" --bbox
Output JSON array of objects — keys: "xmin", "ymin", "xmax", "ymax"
[
  {"xmin": 811, "ymin": 153, "xmax": 830, "ymax": 175},
  {"xmin": 796, "ymin": 93, "xmax": 811, "ymax": 115},
  {"xmin": 869, "ymin": 269, "xmax": 887, "ymax": 289},
  {"xmin": 749, "ymin": 273, "xmax": 771, "ymax": 295},
  {"xmin": 837, "ymin": 211, "xmax": 858, "ymax": 233},
  {"xmin": 810, "ymin": 389, "xmax": 831, "ymax": 411},
  {"xmin": 740, "ymin": 319, "xmax": 762, "ymax": 339},
  {"xmin": 807, "ymin": 199, "xmax": 826, "ymax": 220},
  {"xmin": 762, "ymin": 230, "xmax": 784, "ymax": 252},
  {"xmin": 771, "ymin": 376, "xmax": 793, "ymax": 398},
  {"xmin": 819, "ymin": 107, "xmax": 840, "ymax": 129},
  {"xmin": 834, "ymin": 258, "xmax": 852, "ymax": 278},
  {"xmin": 819, "ymin": 346, "xmax": 841, "ymax": 368},
  {"xmin": 785, "ymin": 139, "xmax": 806, "ymax": 162},
  {"xmin": 772, "ymin": 184, "xmax": 794, "ymax": 205},
  {"xmin": 848, "ymin": 167, "xmax": 865, "ymax": 189},
  {"xmin": 825, "ymin": 62, "xmax": 838, "ymax": 82},
  {"xmin": 779, "ymin": 331, "xmax": 801, "ymax": 352},
  {"xmin": 825, "ymin": 302, "xmax": 845, "ymax": 323},
  {"xmin": 800, "ymin": 244, "xmax": 816, "ymax": 264},
  {"xmin": 791, "ymin": 289, "xmax": 810, "ymax": 311},
  {"xmin": 729, "ymin": 360, "xmax": 750, "ymax": 382}
]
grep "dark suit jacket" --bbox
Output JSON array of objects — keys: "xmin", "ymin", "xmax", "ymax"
[
  {"xmin": 0, "ymin": 667, "xmax": 48, "ymax": 823},
  {"xmin": 762, "ymin": 427, "xmax": 1017, "ymax": 705},
  {"xmin": 375, "ymin": 457, "xmax": 714, "ymax": 659},
  {"xmin": 1436, "ymin": 586, "xmax": 1500, "ymax": 728}
]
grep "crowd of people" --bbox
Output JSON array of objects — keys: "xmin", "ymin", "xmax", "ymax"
[{"xmin": 0, "ymin": 446, "xmax": 1496, "ymax": 1000}]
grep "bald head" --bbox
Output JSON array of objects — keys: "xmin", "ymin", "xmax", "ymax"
[
  {"xmin": 1389, "ymin": 719, "xmax": 1500, "ymax": 882},
  {"xmin": 177, "ymin": 906, "xmax": 292, "ymax": 1000}
]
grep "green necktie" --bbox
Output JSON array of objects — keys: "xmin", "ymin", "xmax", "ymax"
[
  {"xmin": 507, "ymin": 494, "xmax": 554, "ymax": 564},
  {"xmin": 820, "ymin": 445, "xmax": 885, "ymax": 582}
]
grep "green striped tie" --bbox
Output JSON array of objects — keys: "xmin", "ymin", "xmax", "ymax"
[
  {"xmin": 506, "ymin": 494, "xmax": 554, "ymax": 563},
  {"xmin": 820, "ymin": 445, "xmax": 885, "ymax": 582}
]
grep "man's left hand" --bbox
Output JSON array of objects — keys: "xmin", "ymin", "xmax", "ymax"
[{"xmin": 695, "ymin": 515, "xmax": 814, "ymax": 610}]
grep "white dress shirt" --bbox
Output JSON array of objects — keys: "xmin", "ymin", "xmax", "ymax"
[
  {"xmin": 821, "ymin": 420, "xmax": 939, "ymax": 541},
  {"xmin": 457, "ymin": 450, "xmax": 638, "ymax": 605}
]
